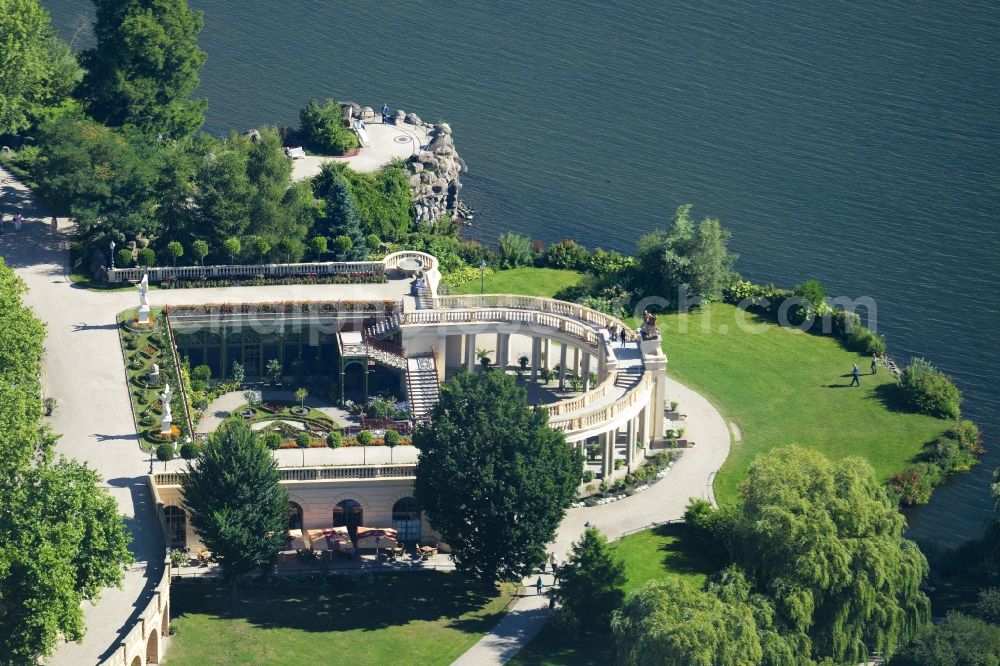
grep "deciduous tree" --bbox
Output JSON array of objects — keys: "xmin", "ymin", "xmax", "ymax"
[
  {"xmin": 636, "ymin": 204, "xmax": 738, "ymax": 306},
  {"xmin": 413, "ymin": 370, "xmax": 582, "ymax": 583}
]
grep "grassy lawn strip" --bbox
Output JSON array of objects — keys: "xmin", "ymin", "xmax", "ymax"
[
  {"xmin": 450, "ymin": 267, "xmax": 584, "ymax": 298},
  {"xmin": 511, "ymin": 523, "xmax": 715, "ymax": 665},
  {"xmin": 168, "ymin": 573, "xmax": 517, "ymax": 666},
  {"xmin": 647, "ymin": 304, "xmax": 949, "ymax": 504}
]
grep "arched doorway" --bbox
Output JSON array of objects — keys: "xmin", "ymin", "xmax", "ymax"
[
  {"xmin": 145, "ymin": 628, "xmax": 159, "ymax": 663},
  {"xmin": 287, "ymin": 501, "xmax": 303, "ymax": 530},
  {"xmin": 392, "ymin": 497, "xmax": 421, "ymax": 543},
  {"xmin": 163, "ymin": 506, "xmax": 186, "ymax": 550},
  {"xmin": 333, "ymin": 499, "xmax": 363, "ymax": 541},
  {"xmin": 130, "ymin": 656, "xmax": 141, "ymax": 666}
]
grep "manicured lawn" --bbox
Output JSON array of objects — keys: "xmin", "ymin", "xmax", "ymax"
[
  {"xmin": 450, "ymin": 267, "xmax": 583, "ymax": 298},
  {"xmin": 511, "ymin": 523, "xmax": 717, "ymax": 665},
  {"xmin": 167, "ymin": 574, "xmax": 517, "ymax": 665},
  {"xmin": 647, "ymin": 303, "xmax": 950, "ymax": 504}
]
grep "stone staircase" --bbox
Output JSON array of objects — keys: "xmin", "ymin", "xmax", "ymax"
[
  {"xmin": 414, "ymin": 285, "xmax": 433, "ymax": 310},
  {"xmin": 614, "ymin": 367, "xmax": 644, "ymax": 391},
  {"xmin": 406, "ymin": 355, "xmax": 440, "ymax": 421}
]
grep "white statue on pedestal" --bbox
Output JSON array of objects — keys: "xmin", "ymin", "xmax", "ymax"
[
  {"xmin": 160, "ymin": 383, "xmax": 173, "ymax": 434},
  {"xmin": 138, "ymin": 273, "xmax": 151, "ymax": 324}
]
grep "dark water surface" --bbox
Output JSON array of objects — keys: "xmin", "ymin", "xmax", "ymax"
[{"xmin": 43, "ymin": 0, "xmax": 1000, "ymax": 545}]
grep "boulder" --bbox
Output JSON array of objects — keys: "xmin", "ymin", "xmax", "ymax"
[
  {"xmin": 438, "ymin": 122, "xmax": 452, "ymax": 135},
  {"xmin": 244, "ymin": 128, "xmax": 261, "ymax": 142},
  {"xmin": 408, "ymin": 162, "xmax": 424, "ymax": 174},
  {"xmin": 434, "ymin": 145, "xmax": 454, "ymax": 157},
  {"xmin": 394, "ymin": 109, "xmax": 406, "ymax": 123},
  {"xmin": 361, "ymin": 106, "xmax": 374, "ymax": 118},
  {"xmin": 405, "ymin": 112, "xmax": 422, "ymax": 125},
  {"xmin": 432, "ymin": 179, "xmax": 448, "ymax": 193},
  {"xmin": 410, "ymin": 174, "xmax": 422, "ymax": 187}
]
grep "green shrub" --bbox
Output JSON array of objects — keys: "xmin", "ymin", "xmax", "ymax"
[
  {"xmin": 190, "ymin": 379, "xmax": 207, "ymax": 393},
  {"xmin": 582, "ymin": 470, "xmax": 595, "ymax": 483},
  {"xmin": 116, "ymin": 248, "xmax": 134, "ymax": 267},
  {"xmin": 384, "ymin": 429, "xmax": 401, "ymax": 447},
  {"xmin": 298, "ymin": 99, "xmax": 359, "ymax": 156},
  {"xmin": 889, "ymin": 463, "xmax": 943, "ymax": 506},
  {"xmin": 125, "ymin": 336, "xmax": 139, "ymax": 350},
  {"xmin": 975, "ymin": 587, "xmax": 1000, "ymax": 625},
  {"xmin": 192, "ymin": 364, "xmax": 211, "ymax": 383},
  {"xmin": 497, "ymin": 232, "xmax": 535, "ymax": 268},
  {"xmin": 930, "ymin": 435, "xmax": 978, "ymax": 474},
  {"xmin": 179, "ymin": 442, "xmax": 199, "ymax": 459},
  {"xmin": 295, "ymin": 432, "xmax": 311, "ymax": 448},
  {"xmin": 900, "ymin": 357, "xmax": 962, "ymax": 419},
  {"xmin": 356, "ymin": 430, "xmax": 374, "ymax": 446},
  {"xmin": 953, "ymin": 419, "xmax": 983, "ymax": 454},
  {"xmin": 543, "ymin": 239, "xmax": 589, "ymax": 270},
  {"xmin": 326, "ymin": 431, "xmax": 343, "ymax": 448},
  {"xmin": 263, "ymin": 432, "xmax": 282, "ymax": 450}
]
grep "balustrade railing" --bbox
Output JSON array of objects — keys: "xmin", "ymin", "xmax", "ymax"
[
  {"xmin": 154, "ymin": 463, "xmax": 417, "ymax": 487},
  {"xmin": 549, "ymin": 372, "xmax": 653, "ymax": 434}
]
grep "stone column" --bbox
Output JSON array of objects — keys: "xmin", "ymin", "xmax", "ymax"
[
  {"xmin": 583, "ymin": 353, "xmax": 592, "ymax": 392},
  {"xmin": 638, "ymin": 405, "xmax": 648, "ymax": 456},
  {"xmin": 465, "ymin": 333, "xmax": 476, "ymax": 371},
  {"xmin": 602, "ymin": 429, "xmax": 615, "ymax": 479},
  {"xmin": 573, "ymin": 347, "xmax": 580, "ymax": 376},
  {"xmin": 626, "ymin": 416, "xmax": 636, "ymax": 470},
  {"xmin": 543, "ymin": 339, "xmax": 551, "ymax": 371},
  {"xmin": 559, "ymin": 343, "xmax": 568, "ymax": 390},
  {"xmin": 531, "ymin": 337, "xmax": 541, "ymax": 382},
  {"xmin": 496, "ymin": 333, "xmax": 510, "ymax": 370}
]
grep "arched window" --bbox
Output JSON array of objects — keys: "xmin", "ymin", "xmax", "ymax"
[
  {"xmin": 392, "ymin": 497, "xmax": 421, "ymax": 543},
  {"xmin": 333, "ymin": 500, "xmax": 363, "ymax": 539},
  {"xmin": 287, "ymin": 502, "xmax": 303, "ymax": 530},
  {"xmin": 163, "ymin": 506, "xmax": 186, "ymax": 550}
]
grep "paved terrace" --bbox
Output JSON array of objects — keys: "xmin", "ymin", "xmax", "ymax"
[{"xmin": 290, "ymin": 119, "xmax": 431, "ymax": 182}]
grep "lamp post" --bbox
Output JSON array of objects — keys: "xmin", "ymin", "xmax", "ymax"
[
  {"xmin": 480, "ymin": 259, "xmax": 486, "ymax": 294},
  {"xmin": 109, "ymin": 239, "xmax": 116, "ymax": 269},
  {"xmin": 148, "ymin": 446, "xmax": 154, "ymax": 474}
]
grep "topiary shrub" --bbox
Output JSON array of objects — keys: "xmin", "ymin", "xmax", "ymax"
[
  {"xmin": 155, "ymin": 442, "xmax": 174, "ymax": 463},
  {"xmin": 179, "ymin": 442, "xmax": 199, "ymax": 459},
  {"xmin": 295, "ymin": 432, "xmax": 311, "ymax": 448},
  {"xmin": 326, "ymin": 431, "xmax": 343, "ymax": 448},
  {"xmin": 137, "ymin": 247, "xmax": 156, "ymax": 267},
  {"xmin": 384, "ymin": 429, "xmax": 401, "ymax": 447},
  {"xmin": 900, "ymin": 357, "xmax": 962, "ymax": 419},
  {"xmin": 263, "ymin": 432, "xmax": 282, "ymax": 450},
  {"xmin": 192, "ymin": 365, "xmax": 212, "ymax": 383},
  {"xmin": 356, "ymin": 430, "xmax": 373, "ymax": 446}
]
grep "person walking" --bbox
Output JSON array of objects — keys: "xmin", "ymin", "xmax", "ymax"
[
  {"xmin": 535, "ymin": 576, "xmax": 544, "ymax": 595},
  {"xmin": 381, "ymin": 103, "xmax": 390, "ymax": 124},
  {"xmin": 610, "ymin": 325, "xmax": 618, "ymax": 343},
  {"xmin": 620, "ymin": 331, "xmax": 628, "ymax": 348},
  {"xmin": 51, "ymin": 216, "xmax": 58, "ymax": 235},
  {"xmin": 14, "ymin": 213, "xmax": 22, "ymax": 232},
  {"xmin": 871, "ymin": 355, "xmax": 878, "ymax": 375},
  {"xmin": 851, "ymin": 363, "xmax": 860, "ymax": 386}
]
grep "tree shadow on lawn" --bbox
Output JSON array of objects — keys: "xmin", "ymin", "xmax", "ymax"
[
  {"xmin": 870, "ymin": 382, "xmax": 912, "ymax": 414},
  {"xmin": 171, "ymin": 571, "xmax": 508, "ymax": 635},
  {"xmin": 652, "ymin": 522, "xmax": 721, "ymax": 582}
]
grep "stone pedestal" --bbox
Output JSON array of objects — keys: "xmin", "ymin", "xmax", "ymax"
[
  {"xmin": 138, "ymin": 304, "xmax": 150, "ymax": 325},
  {"xmin": 160, "ymin": 415, "xmax": 172, "ymax": 435}
]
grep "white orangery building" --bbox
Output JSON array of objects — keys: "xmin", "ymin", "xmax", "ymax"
[{"xmin": 144, "ymin": 251, "xmax": 668, "ymax": 553}]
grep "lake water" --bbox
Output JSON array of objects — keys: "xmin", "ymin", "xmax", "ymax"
[{"xmin": 43, "ymin": 0, "xmax": 1000, "ymax": 545}]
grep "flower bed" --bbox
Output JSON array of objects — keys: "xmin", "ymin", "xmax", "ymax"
[
  {"xmin": 165, "ymin": 299, "xmax": 401, "ymax": 316},
  {"xmin": 159, "ymin": 271, "xmax": 387, "ymax": 289}
]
